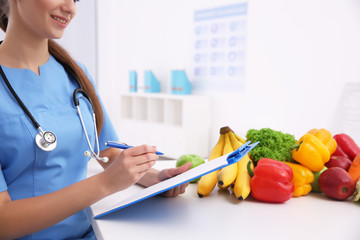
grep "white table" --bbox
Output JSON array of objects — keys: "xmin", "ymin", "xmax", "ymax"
[{"xmin": 87, "ymin": 159, "xmax": 360, "ymax": 240}]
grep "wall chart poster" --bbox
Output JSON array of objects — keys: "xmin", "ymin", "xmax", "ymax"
[{"xmin": 191, "ymin": 3, "xmax": 248, "ymax": 92}]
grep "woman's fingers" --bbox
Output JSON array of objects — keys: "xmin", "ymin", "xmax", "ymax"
[
  {"xmin": 171, "ymin": 182, "xmax": 189, "ymax": 196},
  {"xmin": 118, "ymin": 146, "xmax": 158, "ymax": 171},
  {"xmin": 123, "ymin": 144, "xmax": 158, "ymax": 157},
  {"xmin": 179, "ymin": 182, "xmax": 189, "ymax": 194},
  {"xmin": 158, "ymin": 161, "xmax": 192, "ymax": 181},
  {"xmin": 172, "ymin": 186, "xmax": 181, "ymax": 196},
  {"xmin": 164, "ymin": 188, "xmax": 174, "ymax": 197},
  {"xmin": 136, "ymin": 159, "xmax": 156, "ymax": 173},
  {"xmin": 176, "ymin": 162, "xmax": 192, "ymax": 174},
  {"xmin": 162, "ymin": 182, "xmax": 189, "ymax": 197},
  {"xmin": 158, "ymin": 162, "xmax": 192, "ymax": 197},
  {"xmin": 121, "ymin": 145, "xmax": 159, "ymax": 166},
  {"xmin": 134, "ymin": 153, "xmax": 159, "ymax": 166}
]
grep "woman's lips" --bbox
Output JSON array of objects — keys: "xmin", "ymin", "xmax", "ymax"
[{"xmin": 51, "ymin": 15, "xmax": 69, "ymax": 26}]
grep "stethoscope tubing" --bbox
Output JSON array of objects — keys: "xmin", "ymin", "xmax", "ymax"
[
  {"xmin": 0, "ymin": 66, "xmax": 41, "ymax": 129},
  {"xmin": 73, "ymin": 88, "xmax": 108, "ymax": 162}
]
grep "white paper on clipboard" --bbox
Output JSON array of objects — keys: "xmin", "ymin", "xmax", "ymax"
[{"xmin": 93, "ymin": 141, "xmax": 258, "ymax": 219}]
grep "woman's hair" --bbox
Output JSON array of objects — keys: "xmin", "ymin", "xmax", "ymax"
[
  {"xmin": 0, "ymin": 1, "xmax": 104, "ymax": 134},
  {"xmin": 0, "ymin": 0, "xmax": 9, "ymax": 32}
]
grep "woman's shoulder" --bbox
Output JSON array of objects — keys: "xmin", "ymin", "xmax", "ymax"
[
  {"xmin": 75, "ymin": 60, "xmax": 95, "ymax": 85},
  {"xmin": 50, "ymin": 55, "xmax": 94, "ymax": 84},
  {"xmin": 75, "ymin": 60, "xmax": 87, "ymax": 73}
]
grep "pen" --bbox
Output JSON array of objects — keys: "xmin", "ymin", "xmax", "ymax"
[{"xmin": 105, "ymin": 141, "xmax": 164, "ymax": 155}]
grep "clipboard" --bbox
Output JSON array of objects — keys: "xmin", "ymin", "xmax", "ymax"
[{"xmin": 94, "ymin": 141, "xmax": 259, "ymax": 219}]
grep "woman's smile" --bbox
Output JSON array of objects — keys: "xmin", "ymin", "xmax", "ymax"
[{"xmin": 51, "ymin": 14, "xmax": 69, "ymax": 27}]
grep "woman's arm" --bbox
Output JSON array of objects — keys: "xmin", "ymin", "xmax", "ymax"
[
  {"xmin": 0, "ymin": 145, "xmax": 157, "ymax": 240},
  {"xmin": 0, "ymin": 173, "xmax": 107, "ymax": 239}
]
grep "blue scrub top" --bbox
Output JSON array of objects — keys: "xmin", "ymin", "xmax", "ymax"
[{"xmin": 0, "ymin": 55, "xmax": 119, "ymax": 239}]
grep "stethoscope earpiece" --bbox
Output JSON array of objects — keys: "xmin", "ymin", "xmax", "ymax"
[
  {"xmin": 84, "ymin": 151, "xmax": 92, "ymax": 157},
  {"xmin": 84, "ymin": 150, "xmax": 108, "ymax": 163}
]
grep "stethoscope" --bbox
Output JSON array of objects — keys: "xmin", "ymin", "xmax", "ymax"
[{"xmin": 0, "ymin": 62, "xmax": 108, "ymax": 163}]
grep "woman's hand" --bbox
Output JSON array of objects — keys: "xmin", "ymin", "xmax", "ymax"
[
  {"xmin": 158, "ymin": 162, "xmax": 192, "ymax": 197},
  {"xmin": 101, "ymin": 145, "xmax": 159, "ymax": 195}
]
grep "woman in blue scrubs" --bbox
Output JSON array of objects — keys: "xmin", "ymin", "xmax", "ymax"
[{"xmin": 0, "ymin": 1, "xmax": 191, "ymax": 239}]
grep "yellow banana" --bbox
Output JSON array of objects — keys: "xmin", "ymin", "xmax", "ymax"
[
  {"xmin": 229, "ymin": 130, "xmax": 243, "ymax": 150},
  {"xmin": 230, "ymin": 182, "xmax": 234, "ymax": 192},
  {"xmin": 217, "ymin": 132, "xmax": 236, "ymax": 188},
  {"xmin": 228, "ymin": 130, "xmax": 248, "ymax": 198},
  {"xmin": 197, "ymin": 133, "xmax": 225, "ymax": 197},
  {"xmin": 234, "ymin": 132, "xmax": 247, "ymax": 144},
  {"xmin": 197, "ymin": 171, "xmax": 220, "ymax": 198},
  {"xmin": 217, "ymin": 182, "xmax": 229, "ymax": 191},
  {"xmin": 222, "ymin": 132, "xmax": 234, "ymax": 155},
  {"xmin": 232, "ymin": 155, "xmax": 253, "ymax": 200}
]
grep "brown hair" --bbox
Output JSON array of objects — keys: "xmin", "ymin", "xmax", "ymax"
[
  {"xmin": 0, "ymin": 0, "xmax": 8, "ymax": 32},
  {"xmin": 0, "ymin": 1, "xmax": 104, "ymax": 134}
]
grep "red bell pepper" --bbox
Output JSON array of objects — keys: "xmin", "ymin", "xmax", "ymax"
[
  {"xmin": 333, "ymin": 133, "xmax": 360, "ymax": 161},
  {"xmin": 248, "ymin": 158, "xmax": 294, "ymax": 203}
]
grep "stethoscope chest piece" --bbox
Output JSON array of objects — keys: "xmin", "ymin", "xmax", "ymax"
[{"xmin": 35, "ymin": 130, "xmax": 57, "ymax": 151}]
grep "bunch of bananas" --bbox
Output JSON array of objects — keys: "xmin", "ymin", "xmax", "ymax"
[{"xmin": 197, "ymin": 126, "xmax": 254, "ymax": 200}]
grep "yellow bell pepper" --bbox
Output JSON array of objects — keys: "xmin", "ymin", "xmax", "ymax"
[
  {"xmin": 307, "ymin": 128, "xmax": 337, "ymax": 155},
  {"xmin": 284, "ymin": 162, "xmax": 314, "ymax": 197},
  {"xmin": 291, "ymin": 133, "xmax": 331, "ymax": 172}
]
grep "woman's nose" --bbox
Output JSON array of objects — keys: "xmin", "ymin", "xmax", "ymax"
[{"xmin": 61, "ymin": 0, "xmax": 77, "ymax": 19}]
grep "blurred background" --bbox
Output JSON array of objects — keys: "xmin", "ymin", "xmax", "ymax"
[{"xmin": 3, "ymin": 0, "xmax": 359, "ymax": 157}]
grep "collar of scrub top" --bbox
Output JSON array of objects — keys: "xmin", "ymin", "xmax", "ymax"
[
  {"xmin": 0, "ymin": 65, "xmax": 59, "ymax": 150},
  {"xmin": 0, "ymin": 51, "xmax": 108, "ymax": 163}
]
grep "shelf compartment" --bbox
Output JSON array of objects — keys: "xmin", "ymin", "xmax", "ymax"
[
  {"xmin": 132, "ymin": 96, "xmax": 148, "ymax": 121},
  {"xmin": 120, "ymin": 95, "xmax": 133, "ymax": 119},
  {"xmin": 148, "ymin": 98, "xmax": 165, "ymax": 123},
  {"xmin": 165, "ymin": 99, "xmax": 183, "ymax": 126}
]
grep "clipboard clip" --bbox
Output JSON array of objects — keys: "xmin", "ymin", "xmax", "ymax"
[{"xmin": 226, "ymin": 141, "xmax": 260, "ymax": 164}]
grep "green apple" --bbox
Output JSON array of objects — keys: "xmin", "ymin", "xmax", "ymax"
[
  {"xmin": 176, "ymin": 154, "xmax": 205, "ymax": 183},
  {"xmin": 311, "ymin": 166, "xmax": 327, "ymax": 193}
]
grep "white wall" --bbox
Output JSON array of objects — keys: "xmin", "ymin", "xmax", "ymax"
[
  {"xmin": 97, "ymin": 0, "xmax": 360, "ymax": 148},
  {"xmin": 57, "ymin": 0, "xmax": 97, "ymax": 80}
]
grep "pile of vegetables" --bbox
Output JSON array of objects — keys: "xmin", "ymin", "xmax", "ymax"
[
  {"xmin": 244, "ymin": 128, "xmax": 360, "ymax": 203},
  {"xmin": 197, "ymin": 126, "xmax": 360, "ymax": 204}
]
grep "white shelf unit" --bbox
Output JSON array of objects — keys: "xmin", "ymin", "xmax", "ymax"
[{"xmin": 118, "ymin": 93, "xmax": 211, "ymax": 158}]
